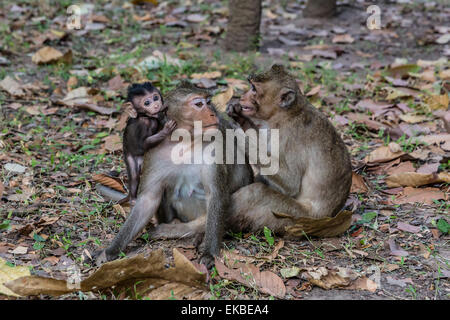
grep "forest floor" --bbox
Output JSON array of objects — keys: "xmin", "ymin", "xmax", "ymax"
[{"xmin": 0, "ymin": 0, "xmax": 449, "ymax": 300}]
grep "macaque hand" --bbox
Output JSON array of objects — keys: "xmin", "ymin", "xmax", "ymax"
[
  {"xmin": 226, "ymin": 103, "xmax": 242, "ymax": 118},
  {"xmin": 125, "ymin": 103, "xmax": 138, "ymax": 118},
  {"xmin": 162, "ymin": 120, "xmax": 177, "ymax": 135}
]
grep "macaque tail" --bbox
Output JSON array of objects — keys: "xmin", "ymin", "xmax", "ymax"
[{"xmin": 96, "ymin": 184, "xmax": 127, "ymax": 202}]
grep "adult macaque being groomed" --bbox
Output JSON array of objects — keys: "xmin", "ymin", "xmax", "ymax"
[
  {"xmin": 121, "ymin": 82, "xmax": 177, "ymax": 205},
  {"xmin": 95, "ymin": 82, "xmax": 253, "ymax": 267}
]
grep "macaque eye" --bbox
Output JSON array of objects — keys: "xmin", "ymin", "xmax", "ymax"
[
  {"xmin": 153, "ymin": 95, "xmax": 159, "ymax": 101},
  {"xmin": 192, "ymin": 98, "xmax": 205, "ymax": 109},
  {"xmin": 251, "ymin": 84, "xmax": 257, "ymax": 92},
  {"xmin": 144, "ymin": 100, "xmax": 151, "ymax": 106},
  {"xmin": 206, "ymin": 97, "xmax": 211, "ymax": 105}
]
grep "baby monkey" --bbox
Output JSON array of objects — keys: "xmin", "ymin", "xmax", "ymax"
[{"xmin": 121, "ymin": 82, "xmax": 177, "ymax": 205}]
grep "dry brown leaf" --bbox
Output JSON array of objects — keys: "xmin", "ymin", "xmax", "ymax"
[
  {"xmin": 386, "ymin": 161, "xmax": 415, "ymax": 175},
  {"xmin": 57, "ymin": 87, "xmax": 115, "ymax": 115},
  {"xmin": 211, "ymin": 86, "xmax": 233, "ymax": 112},
  {"xmin": 273, "ymin": 210, "xmax": 353, "ymax": 237},
  {"xmin": 225, "ymin": 78, "xmax": 249, "ymax": 91},
  {"xmin": 103, "ymin": 134, "xmax": 122, "ymax": 152},
  {"xmin": 439, "ymin": 69, "xmax": 450, "ymax": 80},
  {"xmin": 399, "ymin": 113, "xmax": 428, "ymax": 124},
  {"xmin": 215, "ymin": 259, "xmax": 286, "ymax": 298},
  {"xmin": 5, "ymin": 249, "xmax": 208, "ymax": 299},
  {"xmin": 32, "ymin": 47, "xmax": 72, "ymax": 65},
  {"xmin": 260, "ymin": 240, "xmax": 284, "ymax": 260},
  {"xmin": 191, "ymin": 71, "xmax": 221, "ymax": 79},
  {"xmin": 392, "ymin": 187, "xmax": 447, "ymax": 205},
  {"xmin": 425, "ymin": 93, "xmax": 449, "ymax": 111},
  {"xmin": 346, "ymin": 277, "xmax": 377, "ymax": 292},
  {"xmin": 222, "ymin": 250, "xmax": 255, "ymax": 268},
  {"xmin": 364, "ymin": 146, "xmax": 405, "ymax": 164},
  {"xmin": 386, "ymin": 172, "xmax": 450, "ymax": 187},
  {"xmin": 332, "ymin": 34, "xmax": 354, "ymax": 44},
  {"xmin": 0, "ymin": 257, "xmax": 31, "ymax": 297},
  {"xmin": 301, "ymin": 267, "xmax": 377, "ymax": 292},
  {"xmin": 0, "ymin": 76, "xmax": 25, "ymax": 97},
  {"xmin": 92, "ymin": 173, "xmax": 126, "ymax": 193},
  {"xmin": 306, "ymin": 85, "xmax": 321, "ymax": 96},
  {"xmin": 350, "ymin": 172, "xmax": 368, "ymax": 193}
]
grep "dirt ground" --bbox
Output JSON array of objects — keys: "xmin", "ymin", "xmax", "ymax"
[{"xmin": 0, "ymin": 0, "xmax": 449, "ymax": 300}]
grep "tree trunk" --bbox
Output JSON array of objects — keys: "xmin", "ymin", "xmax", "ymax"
[
  {"xmin": 303, "ymin": 0, "xmax": 336, "ymax": 18},
  {"xmin": 225, "ymin": 0, "xmax": 262, "ymax": 52}
]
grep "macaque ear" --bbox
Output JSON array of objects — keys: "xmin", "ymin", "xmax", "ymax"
[
  {"xmin": 279, "ymin": 88, "xmax": 296, "ymax": 109},
  {"xmin": 124, "ymin": 102, "xmax": 137, "ymax": 118}
]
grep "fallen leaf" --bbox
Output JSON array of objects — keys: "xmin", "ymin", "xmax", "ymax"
[
  {"xmin": 346, "ymin": 277, "xmax": 377, "ymax": 293},
  {"xmin": 0, "ymin": 76, "xmax": 25, "ymax": 97},
  {"xmin": 306, "ymin": 85, "xmax": 321, "ymax": 96},
  {"xmin": 32, "ymin": 47, "xmax": 72, "ymax": 65},
  {"xmin": 280, "ymin": 267, "xmax": 300, "ymax": 278},
  {"xmin": 58, "ymin": 87, "xmax": 115, "ymax": 115},
  {"xmin": 332, "ymin": 34, "xmax": 354, "ymax": 44},
  {"xmin": 225, "ymin": 78, "xmax": 249, "ymax": 91},
  {"xmin": 397, "ymin": 222, "xmax": 421, "ymax": 233},
  {"xmin": 5, "ymin": 249, "xmax": 208, "ymax": 299},
  {"xmin": 386, "ymin": 161, "xmax": 415, "ymax": 175},
  {"xmin": 436, "ymin": 34, "xmax": 450, "ymax": 44},
  {"xmin": 0, "ymin": 258, "xmax": 31, "ymax": 297},
  {"xmin": 425, "ymin": 94, "xmax": 449, "ymax": 111},
  {"xmin": 302, "ymin": 267, "xmax": 357, "ymax": 290},
  {"xmin": 260, "ymin": 240, "xmax": 284, "ymax": 260},
  {"xmin": 4, "ymin": 163, "xmax": 27, "ymax": 174},
  {"xmin": 211, "ymin": 86, "xmax": 233, "ymax": 112},
  {"xmin": 388, "ymin": 238, "xmax": 409, "ymax": 257},
  {"xmin": 350, "ymin": 172, "xmax": 368, "ymax": 193},
  {"xmin": 11, "ymin": 246, "xmax": 28, "ymax": 255},
  {"xmin": 385, "ymin": 172, "xmax": 450, "ymax": 187},
  {"xmin": 103, "ymin": 134, "xmax": 122, "ymax": 152},
  {"xmin": 365, "ymin": 146, "xmax": 405, "ymax": 164},
  {"xmin": 186, "ymin": 14, "xmax": 207, "ymax": 23},
  {"xmin": 191, "ymin": 71, "xmax": 221, "ymax": 79},
  {"xmin": 392, "ymin": 187, "xmax": 446, "ymax": 205},
  {"xmin": 92, "ymin": 173, "xmax": 126, "ymax": 193},
  {"xmin": 417, "ymin": 162, "xmax": 440, "ymax": 174},
  {"xmin": 399, "ymin": 113, "xmax": 428, "ymax": 123},
  {"xmin": 108, "ymin": 75, "xmax": 127, "ymax": 91},
  {"xmin": 215, "ymin": 259, "xmax": 286, "ymax": 298}
]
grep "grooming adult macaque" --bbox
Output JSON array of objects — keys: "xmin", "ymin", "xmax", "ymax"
[
  {"xmin": 151, "ymin": 64, "xmax": 352, "ymax": 239},
  {"xmin": 94, "ymin": 82, "xmax": 253, "ymax": 267},
  {"xmin": 121, "ymin": 82, "xmax": 177, "ymax": 205},
  {"xmin": 224, "ymin": 64, "xmax": 352, "ymax": 234}
]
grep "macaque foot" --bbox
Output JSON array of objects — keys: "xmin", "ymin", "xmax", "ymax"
[
  {"xmin": 91, "ymin": 249, "xmax": 116, "ymax": 266},
  {"xmin": 199, "ymin": 252, "xmax": 215, "ymax": 270}
]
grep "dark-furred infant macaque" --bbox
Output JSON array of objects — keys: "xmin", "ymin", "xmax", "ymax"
[{"xmin": 121, "ymin": 82, "xmax": 176, "ymax": 205}]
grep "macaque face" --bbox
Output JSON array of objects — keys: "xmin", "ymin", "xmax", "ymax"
[
  {"xmin": 240, "ymin": 81, "xmax": 279, "ymax": 120},
  {"xmin": 132, "ymin": 91, "xmax": 164, "ymax": 117},
  {"xmin": 183, "ymin": 94, "xmax": 218, "ymax": 130}
]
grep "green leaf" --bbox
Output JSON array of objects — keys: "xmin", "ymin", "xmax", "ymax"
[
  {"xmin": 0, "ymin": 220, "xmax": 11, "ymax": 230},
  {"xmin": 33, "ymin": 234, "xmax": 45, "ymax": 242},
  {"xmin": 361, "ymin": 211, "xmax": 377, "ymax": 223},
  {"xmin": 263, "ymin": 226, "xmax": 274, "ymax": 246},
  {"xmin": 436, "ymin": 219, "xmax": 449, "ymax": 234}
]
